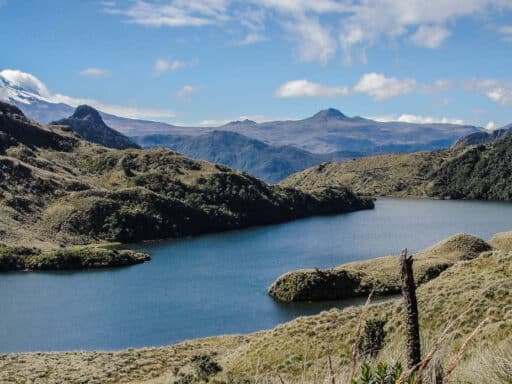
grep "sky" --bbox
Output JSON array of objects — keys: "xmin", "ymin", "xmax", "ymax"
[{"xmin": 1, "ymin": 0, "xmax": 512, "ymax": 128}]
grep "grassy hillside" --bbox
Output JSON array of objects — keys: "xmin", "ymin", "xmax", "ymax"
[
  {"xmin": 1, "ymin": 232, "xmax": 510, "ymax": 383},
  {"xmin": 268, "ymin": 234, "xmax": 491, "ymax": 302},
  {"xmin": 0, "ymin": 101, "xmax": 372, "ymax": 253},
  {"xmin": 282, "ymin": 136, "xmax": 512, "ymax": 200}
]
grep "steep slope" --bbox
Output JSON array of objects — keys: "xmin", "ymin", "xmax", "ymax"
[
  {"xmin": 282, "ymin": 136, "xmax": 512, "ymax": 200},
  {"xmin": 52, "ymin": 105, "xmax": 140, "ymax": 149},
  {"xmin": 453, "ymin": 123, "xmax": 512, "ymax": 148},
  {"xmin": 132, "ymin": 131, "xmax": 362, "ymax": 183},
  {"xmin": 0, "ymin": 101, "xmax": 373, "ymax": 250}
]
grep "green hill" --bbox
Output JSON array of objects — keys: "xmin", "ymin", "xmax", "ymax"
[
  {"xmin": 282, "ymin": 136, "xmax": 512, "ymax": 200},
  {"xmin": 0, "ymin": 101, "xmax": 372, "ymax": 256}
]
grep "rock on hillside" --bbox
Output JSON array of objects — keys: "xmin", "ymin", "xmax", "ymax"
[
  {"xmin": 52, "ymin": 105, "xmax": 140, "ymax": 150},
  {"xmin": 268, "ymin": 233, "xmax": 492, "ymax": 302}
]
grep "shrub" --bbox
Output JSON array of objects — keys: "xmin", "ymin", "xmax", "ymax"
[
  {"xmin": 351, "ymin": 362, "xmax": 415, "ymax": 384},
  {"xmin": 190, "ymin": 353, "xmax": 222, "ymax": 382},
  {"xmin": 359, "ymin": 319, "xmax": 387, "ymax": 359}
]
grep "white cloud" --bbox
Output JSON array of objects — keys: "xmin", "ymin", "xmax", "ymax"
[
  {"xmin": 353, "ymin": 73, "xmax": 417, "ymax": 101},
  {"xmin": 372, "ymin": 114, "xmax": 465, "ymax": 125},
  {"xmin": 275, "ymin": 73, "xmax": 417, "ymax": 100},
  {"xmin": 79, "ymin": 68, "xmax": 110, "ymax": 77},
  {"xmin": 0, "ymin": 69, "xmax": 175, "ymax": 120},
  {"xmin": 285, "ymin": 16, "xmax": 337, "ymax": 64},
  {"xmin": 410, "ymin": 25, "xmax": 451, "ymax": 48},
  {"xmin": 176, "ymin": 85, "xmax": 201, "ymax": 98},
  {"xmin": 104, "ymin": 0, "xmax": 512, "ymax": 64},
  {"xmin": 485, "ymin": 121, "xmax": 496, "ymax": 130},
  {"xmin": 275, "ymin": 80, "xmax": 349, "ymax": 98},
  {"xmin": 154, "ymin": 58, "xmax": 187, "ymax": 74},
  {"xmin": 233, "ymin": 33, "xmax": 267, "ymax": 46},
  {"xmin": 0, "ymin": 69, "xmax": 51, "ymax": 98},
  {"xmin": 465, "ymin": 79, "xmax": 512, "ymax": 105}
]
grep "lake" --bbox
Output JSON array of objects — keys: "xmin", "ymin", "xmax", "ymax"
[{"xmin": 1, "ymin": 198, "xmax": 512, "ymax": 353}]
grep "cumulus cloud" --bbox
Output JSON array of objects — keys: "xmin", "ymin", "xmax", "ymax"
[
  {"xmin": 79, "ymin": 68, "xmax": 110, "ymax": 77},
  {"xmin": 465, "ymin": 79, "xmax": 512, "ymax": 105},
  {"xmin": 0, "ymin": 69, "xmax": 175, "ymax": 119},
  {"xmin": 485, "ymin": 121, "xmax": 496, "ymax": 130},
  {"xmin": 0, "ymin": 69, "xmax": 51, "ymax": 97},
  {"xmin": 372, "ymin": 114, "xmax": 465, "ymax": 125},
  {"xmin": 275, "ymin": 73, "xmax": 417, "ymax": 100},
  {"xmin": 103, "ymin": 1, "xmax": 512, "ymax": 64},
  {"xmin": 410, "ymin": 25, "xmax": 451, "ymax": 48},
  {"xmin": 155, "ymin": 58, "xmax": 187, "ymax": 74},
  {"xmin": 275, "ymin": 80, "xmax": 349, "ymax": 98},
  {"xmin": 353, "ymin": 73, "xmax": 417, "ymax": 101},
  {"xmin": 284, "ymin": 16, "xmax": 337, "ymax": 64}
]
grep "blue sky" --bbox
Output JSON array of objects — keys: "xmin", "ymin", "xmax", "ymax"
[{"xmin": 1, "ymin": 0, "xmax": 512, "ymax": 128}]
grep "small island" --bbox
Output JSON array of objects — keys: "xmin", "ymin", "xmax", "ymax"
[{"xmin": 0, "ymin": 245, "xmax": 150, "ymax": 272}]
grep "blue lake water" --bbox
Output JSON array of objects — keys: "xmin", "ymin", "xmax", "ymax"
[{"xmin": 1, "ymin": 197, "xmax": 512, "ymax": 353}]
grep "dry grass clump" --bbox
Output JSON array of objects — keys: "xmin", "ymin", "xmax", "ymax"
[{"xmin": 489, "ymin": 230, "xmax": 512, "ymax": 252}]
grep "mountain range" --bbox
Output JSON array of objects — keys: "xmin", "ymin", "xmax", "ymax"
[
  {"xmin": 1, "ymin": 74, "xmax": 482, "ymax": 154},
  {"xmin": 133, "ymin": 131, "xmax": 362, "ymax": 183}
]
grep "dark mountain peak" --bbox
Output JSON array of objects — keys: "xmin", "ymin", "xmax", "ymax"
[
  {"xmin": 71, "ymin": 105, "xmax": 103, "ymax": 122},
  {"xmin": 52, "ymin": 105, "xmax": 139, "ymax": 150},
  {"xmin": 310, "ymin": 108, "xmax": 349, "ymax": 121},
  {"xmin": 0, "ymin": 101, "xmax": 25, "ymax": 117}
]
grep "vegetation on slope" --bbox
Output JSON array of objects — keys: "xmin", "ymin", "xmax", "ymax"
[
  {"xmin": 268, "ymin": 233, "xmax": 492, "ymax": 302},
  {"xmin": 282, "ymin": 136, "xmax": 512, "ymax": 200},
  {"xmin": 0, "ymin": 244, "xmax": 149, "ymax": 271},
  {"xmin": 0, "ymin": 100, "xmax": 372, "ymax": 253},
  {"xmin": 1, "ymin": 232, "xmax": 510, "ymax": 383}
]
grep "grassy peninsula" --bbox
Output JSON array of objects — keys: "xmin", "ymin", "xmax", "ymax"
[{"xmin": 268, "ymin": 233, "xmax": 491, "ymax": 302}]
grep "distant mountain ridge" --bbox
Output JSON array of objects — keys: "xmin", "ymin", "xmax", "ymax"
[
  {"xmin": 0, "ymin": 76, "xmax": 482, "ymax": 154},
  {"xmin": 453, "ymin": 123, "xmax": 512, "ymax": 148},
  {"xmin": 52, "ymin": 105, "xmax": 140, "ymax": 150},
  {"xmin": 133, "ymin": 131, "xmax": 363, "ymax": 183}
]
